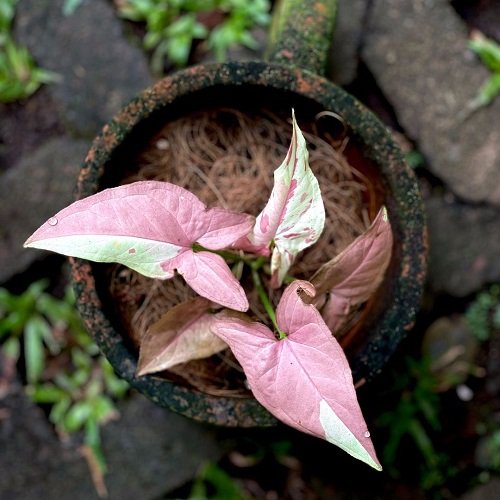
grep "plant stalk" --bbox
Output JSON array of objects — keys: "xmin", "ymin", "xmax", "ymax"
[{"xmin": 251, "ymin": 268, "xmax": 286, "ymax": 339}]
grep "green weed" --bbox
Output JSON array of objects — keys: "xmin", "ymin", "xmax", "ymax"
[
  {"xmin": 467, "ymin": 31, "xmax": 500, "ymax": 115},
  {"xmin": 0, "ymin": 0, "xmax": 58, "ymax": 102},
  {"xmin": 62, "ymin": 0, "xmax": 85, "ymax": 16},
  {"xmin": 377, "ymin": 356, "xmax": 457, "ymax": 492},
  {"xmin": 465, "ymin": 284, "xmax": 500, "ymax": 342},
  {"xmin": 117, "ymin": 0, "xmax": 270, "ymax": 73},
  {"xmin": 189, "ymin": 461, "xmax": 248, "ymax": 500},
  {"xmin": 0, "ymin": 280, "xmax": 128, "ymax": 481}
]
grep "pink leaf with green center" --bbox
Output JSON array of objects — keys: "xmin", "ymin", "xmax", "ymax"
[
  {"xmin": 212, "ymin": 280, "xmax": 382, "ymax": 470},
  {"xmin": 137, "ymin": 297, "xmax": 226, "ymax": 376},
  {"xmin": 24, "ymin": 181, "xmax": 252, "ymax": 311},
  {"xmin": 243, "ymin": 111, "xmax": 325, "ymax": 286},
  {"xmin": 310, "ymin": 207, "xmax": 393, "ymax": 332}
]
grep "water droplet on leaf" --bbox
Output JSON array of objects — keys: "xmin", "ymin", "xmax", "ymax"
[
  {"xmin": 48, "ymin": 217, "xmax": 58, "ymax": 226},
  {"xmin": 364, "ymin": 431, "xmax": 371, "ymax": 438}
]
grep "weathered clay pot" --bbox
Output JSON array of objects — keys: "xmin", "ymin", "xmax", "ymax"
[{"xmin": 71, "ymin": 0, "xmax": 427, "ymax": 426}]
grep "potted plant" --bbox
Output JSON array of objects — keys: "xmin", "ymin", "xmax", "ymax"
[{"xmin": 24, "ymin": 0, "xmax": 426, "ymax": 469}]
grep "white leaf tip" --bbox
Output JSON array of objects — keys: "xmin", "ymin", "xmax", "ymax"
[
  {"xmin": 382, "ymin": 206, "xmax": 388, "ymax": 222},
  {"xmin": 319, "ymin": 400, "xmax": 382, "ymax": 471},
  {"xmin": 23, "ymin": 238, "xmax": 43, "ymax": 250}
]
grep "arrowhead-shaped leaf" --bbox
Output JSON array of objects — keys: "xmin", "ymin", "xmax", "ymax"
[
  {"xmin": 311, "ymin": 207, "xmax": 393, "ymax": 332},
  {"xmin": 137, "ymin": 297, "xmax": 226, "ymax": 376},
  {"xmin": 162, "ymin": 251, "xmax": 249, "ymax": 311},
  {"xmin": 246, "ymin": 111, "xmax": 325, "ymax": 287},
  {"xmin": 212, "ymin": 280, "xmax": 382, "ymax": 470},
  {"xmin": 24, "ymin": 181, "xmax": 253, "ymax": 311}
]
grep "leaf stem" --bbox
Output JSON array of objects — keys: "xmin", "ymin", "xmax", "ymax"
[
  {"xmin": 192, "ymin": 243, "xmax": 240, "ymax": 262},
  {"xmin": 192, "ymin": 244, "xmax": 265, "ymax": 269},
  {"xmin": 251, "ymin": 268, "xmax": 286, "ymax": 339}
]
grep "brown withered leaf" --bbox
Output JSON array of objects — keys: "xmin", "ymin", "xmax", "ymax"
[
  {"xmin": 310, "ymin": 207, "xmax": 393, "ymax": 333},
  {"xmin": 137, "ymin": 297, "xmax": 227, "ymax": 376}
]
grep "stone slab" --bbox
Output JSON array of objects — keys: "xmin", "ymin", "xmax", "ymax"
[
  {"xmin": 0, "ymin": 136, "xmax": 89, "ymax": 283},
  {"xmin": 426, "ymin": 195, "xmax": 500, "ymax": 296},
  {"xmin": 363, "ymin": 0, "xmax": 500, "ymax": 206},
  {"xmin": 459, "ymin": 478, "xmax": 500, "ymax": 500},
  {"xmin": 0, "ymin": 386, "xmax": 221, "ymax": 499},
  {"xmin": 328, "ymin": 0, "xmax": 368, "ymax": 85},
  {"xmin": 101, "ymin": 393, "xmax": 222, "ymax": 498},
  {"xmin": 14, "ymin": 0, "xmax": 152, "ymax": 138}
]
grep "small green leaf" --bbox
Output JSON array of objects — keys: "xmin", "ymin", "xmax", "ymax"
[
  {"xmin": 36, "ymin": 315, "xmax": 60, "ymax": 355},
  {"xmin": 27, "ymin": 383, "xmax": 66, "ymax": 403},
  {"xmin": 84, "ymin": 418, "xmax": 107, "ymax": 474},
  {"xmin": 24, "ymin": 317, "xmax": 46, "ymax": 384},
  {"xmin": 166, "ymin": 36, "xmax": 191, "ymax": 66},
  {"xmin": 84, "ymin": 415, "xmax": 100, "ymax": 448},
  {"xmin": 72, "ymin": 368, "xmax": 91, "ymax": 387},
  {"xmin": 189, "ymin": 462, "xmax": 246, "ymax": 500},
  {"xmin": 143, "ymin": 31, "xmax": 162, "ymax": 50},
  {"xmin": 49, "ymin": 397, "xmax": 72, "ymax": 427},
  {"xmin": 63, "ymin": 400, "xmax": 93, "ymax": 432},
  {"xmin": 0, "ymin": 287, "xmax": 18, "ymax": 310},
  {"xmin": 86, "ymin": 379, "xmax": 103, "ymax": 400},
  {"xmin": 91, "ymin": 395, "xmax": 117, "ymax": 424},
  {"xmin": 0, "ymin": 0, "xmax": 16, "ymax": 31},
  {"xmin": 72, "ymin": 347, "xmax": 92, "ymax": 372},
  {"xmin": 473, "ymin": 73, "xmax": 500, "ymax": 109},
  {"xmin": 101, "ymin": 358, "xmax": 129, "ymax": 398},
  {"xmin": 0, "ymin": 312, "xmax": 24, "ymax": 339},
  {"xmin": 469, "ymin": 34, "xmax": 500, "ymax": 73},
  {"xmin": 54, "ymin": 372, "xmax": 79, "ymax": 393},
  {"xmin": 1, "ymin": 336, "xmax": 20, "ymax": 361},
  {"xmin": 26, "ymin": 279, "xmax": 49, "ymax": 299},
  {"xmin": 62, "ymin": 0, "xmax": 84, "ymax": 17}
]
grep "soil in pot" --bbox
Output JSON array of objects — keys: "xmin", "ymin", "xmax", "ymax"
[{"xmin": 103, "ymin": 107, "xmax": 386, "ymax": 397}]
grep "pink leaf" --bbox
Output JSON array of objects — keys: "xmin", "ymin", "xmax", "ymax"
[
  {"xmin": 246, "ymin": 111, "xmax": 325, "ymax": 286},
  {"xmin": 311, "ymin": 207, "xmax": 393, "ymax": 332},
  {"xmin": 212, "ymin": 280, "xmax": 382, "ymax": 470},
  {"xmin": 137, "ymin": 298, "xmax": 226, "ymax": 376},
  {"xmin": 231, "ymin": 235, "xmax": 271, "ymax": 257},
  {"xmin": 196, "ymin": 207, "xmax": 256, "ymax": 250},
  {"xmin": 24, "ymin": 181, "xmax": 252, "ymax": 310},
  {"xmin": 163, "ymin": 251, "xmax": 249, "ymax": 311}
]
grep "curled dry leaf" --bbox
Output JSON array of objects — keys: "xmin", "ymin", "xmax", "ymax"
[
  {"xmin": 238, "ymin": 111, "xmax": 325, "ymax": 287},
  {"xmin": 137, "ymin": 297, "xmax": 226, "ymax": 376},
  {"xmin": 24, "ymin": 181, "xmax": 253, "ymax": 311},
  {"xmin": 212, "ymin": 280, "xmax": 382, "ymax": 470},
  {"xmin": 310, "ymin": 207, "xmax": 393, "ymax": 333}
]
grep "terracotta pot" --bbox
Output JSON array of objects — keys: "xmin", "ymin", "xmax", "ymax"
[{"xmin": 71, "ymin": 0, "xmax": 427, "ymax": 427}]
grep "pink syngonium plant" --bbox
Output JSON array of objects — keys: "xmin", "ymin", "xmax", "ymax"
[{"xmin": 24, "ymin": 111, "xmax": 392, "ymax": 470}]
